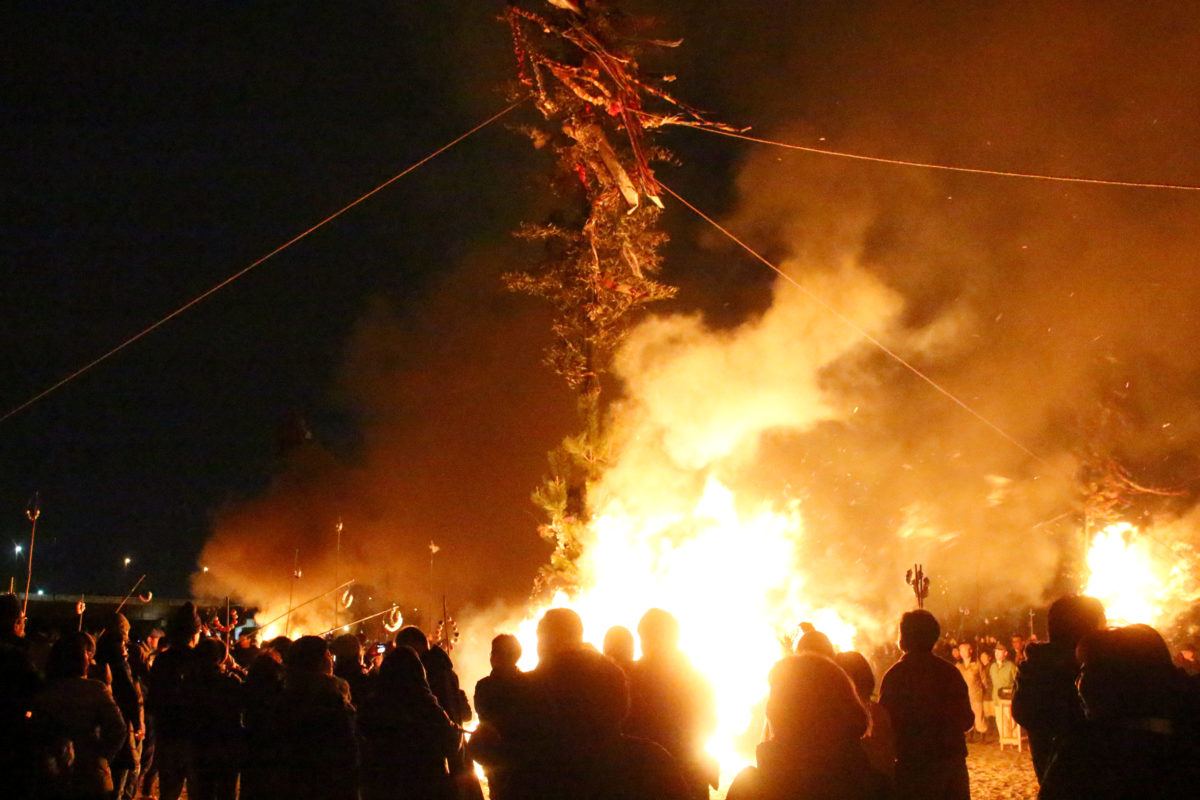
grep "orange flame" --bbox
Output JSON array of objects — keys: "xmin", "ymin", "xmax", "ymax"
[
  {"xmin": 512, "ymin": 477, "xmax": 857, "ymax": 775},
  {"xmin": 1083, "ymin": 522, "xmax": 1178, "ymax": 627}
]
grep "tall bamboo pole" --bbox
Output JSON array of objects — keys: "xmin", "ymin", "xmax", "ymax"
[
  {"xmin": 22, "ymin": 493, "xmax": 40, "ymax": 616},
  {"xmin": 257, "ymin": 580, "xmax": 352, "ymax": 632},
  {"xmin": 115, "ymin": 574, "xmax": 147, "ymax": 614},
  {"xmin": 428, "ymin": 540, "xmax": 439, "ymax": 631},
  {"xmin": 333, "ymin": 518, "xmax": 343, "ymax": 632},
  {"xmin": 285, "ymin": 549, "xmax": 300, "ymax": 638}
]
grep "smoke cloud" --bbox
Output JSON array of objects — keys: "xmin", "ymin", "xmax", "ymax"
[
  {"xmin": 194, "ymin": 1, "xmax": 1200, "ymax": 657},
  {"xmin": 620, "ymin": 0, "xmax": 1200, "ymax": 636},
  {"xmin": 194, "ymin": 247, "xmax": 574, "ymax": 630}
]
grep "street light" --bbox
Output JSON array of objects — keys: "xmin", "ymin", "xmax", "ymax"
[
  {"xmin": 124, "ymin": 557, "xmax": 131, "ymax": 567},
  {"xmin": 13, "ymin": 544, "xmax": 21, "ymax": 556}
]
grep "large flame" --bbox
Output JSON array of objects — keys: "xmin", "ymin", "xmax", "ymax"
[
  {"xmin": 511, "ymin": 477, "xmax": 856, "ymax": 775},
  {"xmin": 1083, "ymin": 522, "xmax": 1185, "ymax": 627}
]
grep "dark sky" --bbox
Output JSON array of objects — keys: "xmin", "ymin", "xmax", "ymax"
[
  {"xmin": 3, "ymin": 1, "xmax": 1199, "ymax": 635},
  {"xmin": 0, "ymin": 1, "xmax": 750, "ymax": 601},
  {"xmin": 0, "ymin": 2, "xmax": 553, "ymax": 596}
]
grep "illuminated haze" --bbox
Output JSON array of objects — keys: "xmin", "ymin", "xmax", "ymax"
[{"xmin": 195, "ymin": 1, "xmax": 1200, "ymax": 654}]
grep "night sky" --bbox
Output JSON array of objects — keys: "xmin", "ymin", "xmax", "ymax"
[
  {"xmin": 3, "ymin": 1, "xmax": 1199, "ymax": 629},
  {"xmin": 0, "ymin": 1, "xmax": 749, "ymax": 599},
  {"xmin": 1, "ymin": 2, "xmax": 541, "ymax": 595}
]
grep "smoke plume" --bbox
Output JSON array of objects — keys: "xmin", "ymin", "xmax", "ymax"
[{"xmin": 195, "ymin": 1, "xmax": 1200, "ymax": 657}]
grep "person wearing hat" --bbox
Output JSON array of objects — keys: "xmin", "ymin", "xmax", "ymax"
[
  {"xmin": 988, "ymin": 643, "xmax": 1017, "ymax": 705},
  {"xmin": 1, "ymin": 593, "xmax": 41, "ymax": 799},
  {"xmin": 233, "ymin": 626, "xmax": 261, "ymax": 670}
]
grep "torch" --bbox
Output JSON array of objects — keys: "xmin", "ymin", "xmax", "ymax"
[{"xmin": 21, "ymin": 492, "xmax": 40, "ymax": 616}]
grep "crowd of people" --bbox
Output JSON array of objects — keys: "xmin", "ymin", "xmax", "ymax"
[{"xmin": 2, "ymin": 590, "xmax": 1199, "ymax": 799}]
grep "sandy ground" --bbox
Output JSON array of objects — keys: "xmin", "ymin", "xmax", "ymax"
[
  {"xmin": 966, "ymin": 741, "xmax": 1040, "ymax": 799},
  {"xmin": 172, "ymin": 741, "xmax": 1041, "ymax": 800},
  {"xmin": 707, "ymin": 741, "xmax": 1040, "ymax": 799}
]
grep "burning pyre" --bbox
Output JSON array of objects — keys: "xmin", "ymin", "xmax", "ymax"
[
  {"xmin": 1084, "ymin": 521, "xmax": 1200, "ymax": 629},
  {"xmin": 192, "ymin": 0, "xmax": 1200, "ymax": 785}
]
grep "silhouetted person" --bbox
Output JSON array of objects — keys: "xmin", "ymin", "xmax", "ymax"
[
  {"xmin": 510, "ymin": 608, "xmax": 689, "ymax": 800},
  {"xmin": 359, "ymin": 646, "xmax": 460, "ymax": 800},
  {"xmin": 95, "ymin": 614, "xmax": 143, "ymax": 800},
  {"xmin": 835, "ymin": 650, "xmax": 896, "ymax": 785},
  {"xmin": 30, "ymin": 633, "xmax": 127, "ymax": 800},
  {"xmin": 189, "ymin": 638, "xmax": 242, "ymax": 800},
  {"xmin": 795, "ymin": 622, "xmax": 836, "ymax": 659},
  {"xmin": 625, "ymin": 608, "xmax": 718, "ymax": 799},
  {"xmin": 491, "ymin": 608, "xmax": 587, "ymax": 798},
  {"xmin": 147, "ymin": 602, "xmax": 204, "ymax": 800},
  {"xmin": 266, "ymin": 635, "xmax": 293, "ymax": 661},
  {"xmin": 394, "ymin": 627, "xmax": 471, "ymax": 724},
  {"xmin": 1039, "ymin": 624, "xmax": 1200, "ymax": 799},
  {"xmin": 232, "ymin": 627, "xmax": 260, "ymax": 669},
  {"xmin": 239, "ymin": 648, "xmax": 285, "ymax": 800},
  {"xmin": 331, "ymin": 632, "xmax": 372, "ymax": 705},
  {"xmin": 879, "ymin": 609, "xmax": 973, "ymax": 800},
  {"xmin": 132, "ymin": 627, "xmax": 161, "ymax": 800},
  {"xmin": 0, "ymin": 592, "xmax": 41, "ymax": 800},
  {"xmin": 728, "ymin": 653, "xmax": 888, "ymax": 800},
  {"xmin": 276, "ymin": 635, "xmax": 357, "ymax": 800},
  {"xmin": 1011, "ymin": 594, "xmax": 1106, "ymax": 782},
  {"xmin": 469, "ymin": 634, "xmax": 526, "ymax": 800},
  {"xmin": 603, "ymin": 625, "xmax": 636, "ymax": 674},
  {"xmin": 393, "ymin": 626, "xmax": 478, "ymax": 799}
]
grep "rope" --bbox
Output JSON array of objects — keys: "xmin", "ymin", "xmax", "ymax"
[
  {"xmin": 659, "ymin": 179, "xmax": 1046, "ymax": 465},
  {"xmin": 0, "ymin": 100, "xmax": 524, "ymax": 426},
  {"xmin": 693, "ymin": 127, "xmax": 1200, "ymax": 192}
]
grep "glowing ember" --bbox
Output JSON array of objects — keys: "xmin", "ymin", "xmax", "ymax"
[
  {"xmin": 513, "ymin": 477, "xmax": 856, "ymax": 775},
  {"xmin": 1083, "ymin": 522, "xmax": 1162, "ymax": 626}
]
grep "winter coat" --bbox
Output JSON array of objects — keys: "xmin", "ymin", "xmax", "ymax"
[{"xmin": 30, "ymin": 677, "xmax": 126, "ymax": 798}]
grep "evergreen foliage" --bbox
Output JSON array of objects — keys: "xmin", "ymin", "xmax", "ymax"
[{"xmin": 502, "ymin": 1, "xmax": 727, "ymax": 594}]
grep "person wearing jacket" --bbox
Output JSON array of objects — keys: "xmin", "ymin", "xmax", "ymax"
[
  {"xmin": 31, "ymin": 634, "xmax": 127, "ymax": 800},
  {"xmin": 879, "ymin": 610, "xmax": 974, "ymax": 800}
]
